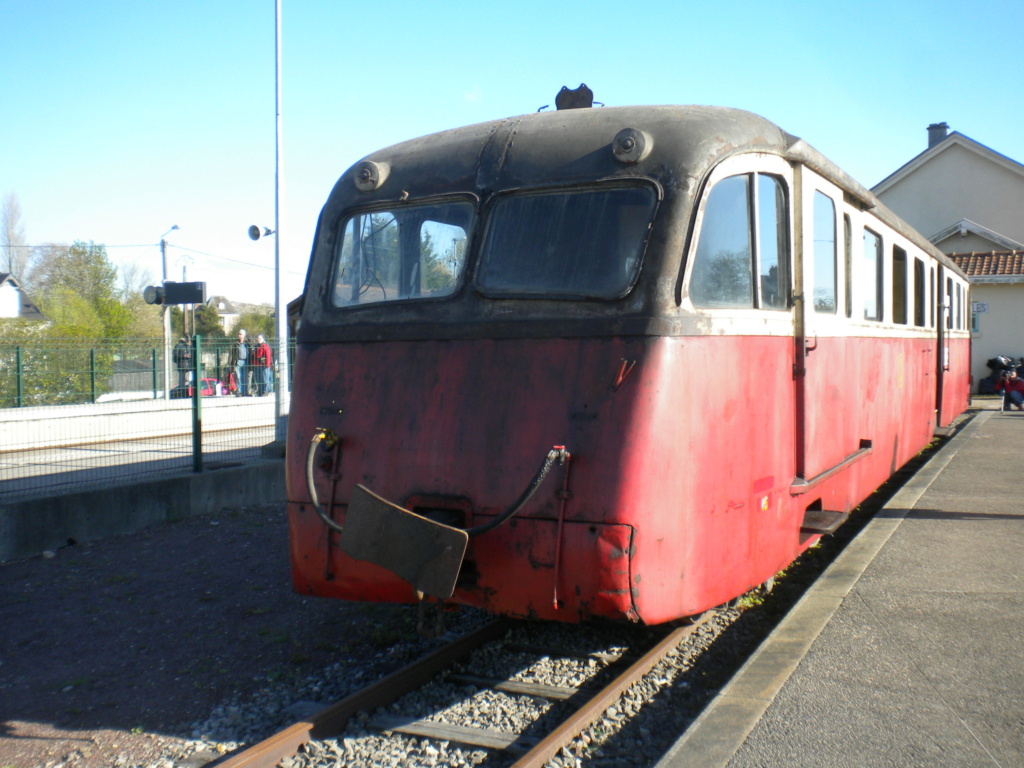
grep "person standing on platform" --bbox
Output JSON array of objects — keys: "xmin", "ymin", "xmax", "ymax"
[
  {"xmin": 172, "ymin": 336, "xmax": 192, "ymax": 388},
  {"xmin": 252, "ymin": 334, "xmax": 274, "ymax": 396},
  {"xmin": 229, "ymin": 329, "xmax": 249, "ymax": 397}
]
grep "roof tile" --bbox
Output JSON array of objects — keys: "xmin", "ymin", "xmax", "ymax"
[{"xmin": 948, "ymin": 251, "xmax": 1024, "ymax": 276}]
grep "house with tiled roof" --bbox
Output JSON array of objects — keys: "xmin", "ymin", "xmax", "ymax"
[
  {"xmin": 948, "ymin": 250, "xmax": 1024, "ymax": 279},
  {"xmin": 205, "ymin": 295, "xmax": 240, "ymax": 334},
  {"xmin": 872, "ymin": 124, "xmax": 1024, "ymax": 389},
  {"xmin": 0, "ymin": 273, "xmax": 45, "ymax": 321}
]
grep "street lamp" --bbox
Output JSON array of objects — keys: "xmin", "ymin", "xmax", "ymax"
[
  {"xmin": 246, "ymin": 0, "xmax": 288, "ymax": 448},
  {"xmin": 273, "ymin": 0, "xmax": 287, "ymax": 446},
  {"xmin": 159, "ymin": 225, "xmax": 180, "ymax": 399}
]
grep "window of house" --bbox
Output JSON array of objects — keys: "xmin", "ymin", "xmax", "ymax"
[
  {"xmin": 863, "ymin": 229, "xmax": 883, "ymax": 321},
  {"xmin": 690, "ymin": 173, "xmax": 789, "ymax": 309},
  {"xmin": 813, "ymin": 192, "xmax": 836, "ymax": 313}
]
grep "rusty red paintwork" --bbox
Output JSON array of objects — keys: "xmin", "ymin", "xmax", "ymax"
[
  {"xmin": 287, "ymin": 332, "xmax": 968, "ymax": 623},
  {"xmin": 286, "ymin": 104, "xmax": 971, "ymax": 625}
]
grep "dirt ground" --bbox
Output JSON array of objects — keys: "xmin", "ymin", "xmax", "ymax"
[{"xmin": 0, "ymin": 503, "xmax": 421, "ymax": 768}]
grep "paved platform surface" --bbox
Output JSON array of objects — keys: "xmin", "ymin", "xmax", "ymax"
[{"xmin": 657, "ymin": 400, "xmax": 1023, "ymax": 768}]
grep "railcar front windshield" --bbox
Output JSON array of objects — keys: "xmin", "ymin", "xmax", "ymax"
[
  {"xmin": 477, "ymin": 185, "xmax": 657, "ymax": 299},
  {"xmin": 331, "ymin": 201, "xmax": 474, "ymax": 308}
]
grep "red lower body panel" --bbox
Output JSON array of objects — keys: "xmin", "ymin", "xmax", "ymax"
[{"xmin": 287, "ymin": 332, "xmax": 966, "ymax": 624}]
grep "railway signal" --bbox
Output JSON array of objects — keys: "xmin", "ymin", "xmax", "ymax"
[{"xmin": 143, "ymin": 280, "xmax": 207, "ymax": 305}]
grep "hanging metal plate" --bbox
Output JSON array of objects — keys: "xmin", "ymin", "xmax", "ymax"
[{"xmin": 340, "ymin": 484, "xmax": 469, "ymax": 599}]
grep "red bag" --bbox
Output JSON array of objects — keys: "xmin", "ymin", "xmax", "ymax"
[{"xmin": 227, "ymin": 371, "xmax": 238, "ymax": 393}]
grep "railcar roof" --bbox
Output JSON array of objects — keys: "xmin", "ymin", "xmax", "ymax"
[{"xmin": 334, "ymin": 105, "xmax": 964, "ymax": 279}]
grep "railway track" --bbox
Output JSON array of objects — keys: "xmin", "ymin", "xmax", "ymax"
[
  {"xmin": 207, "ymin": 436, "xmax": 956, "ymax": 768},
  {"xmin": 215, "ymin": 613, "xmax": 712, "ymax": 768}
]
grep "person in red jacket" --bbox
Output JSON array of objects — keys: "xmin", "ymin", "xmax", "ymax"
[
  {"xmin": 996, "ymin": 368, "xmax": 1024, "ymax": 411},
  {"xmin": 252, "ymin": 334, "xmax": 274, "ymax": 396}
]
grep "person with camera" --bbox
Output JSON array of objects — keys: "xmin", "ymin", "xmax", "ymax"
[{"xmin": 995, "ymin": 368, "xmax": 1024, "ymax": 411}]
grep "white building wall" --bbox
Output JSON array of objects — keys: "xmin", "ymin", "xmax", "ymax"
[
  {"xmin": 879, "ymin": 144, "xmax": 1024, "ymax": 244},
  {"xmin": 970, "ymin": 282, "xmax": 1024, "ymax": 386},
  {"xmin": 0, "ymin": 282, "xmax": 19, "ymax": 318}
]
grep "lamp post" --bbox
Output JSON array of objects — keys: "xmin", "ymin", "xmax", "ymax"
[
  {"xmin": 248, "ymin": 0, "xmax": 288, "ymax": 447},
  {"xmin": 159, "ymin": 225, "xmax": 179, "ymax": 399},
  {"xmin": 273, "ymin": 0, "xmax": 288, "ymax": 445}
]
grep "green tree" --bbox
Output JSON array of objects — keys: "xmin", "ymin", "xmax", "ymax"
[
  {"xmin": 36, "ymin": 287, "xmax": 104, "ymax": 336},
  {"xmin": 235, "ymin": 310, "xmax": 275, "ymax": 340},
  {"xmin": 33, "ymin": 241, "xmax": 118, "ymax": 307},
  {"xmin": 116, "ymin": 261, "xmax": 162, "ymax": 340},
  {"xmin": 32, "ymin": 241, "xmax": 133, "ymax": 339},
  {"xmin": 194, "ymin": 304, "xmax": 226, "ymax": 339},
  {"xmin": 121, "ymin": 295, "xmax": 162, "ymax": 339}
]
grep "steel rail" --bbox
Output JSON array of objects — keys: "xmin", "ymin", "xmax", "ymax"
[
  {"xmin": 509, "ymin": 613, "xmax": 711, "ymax": 768},
  {"xmin": 214, "ymin": 617, "xmax": 510, "ymax": 768},
  {"xmin": 215, "ymin": 612, "xmax": 710, "ymax": 768}
]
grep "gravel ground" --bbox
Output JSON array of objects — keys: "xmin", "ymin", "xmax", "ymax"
[{"xmin": 0, "ymin": 503, "xmax": 485, "ymax": 768}]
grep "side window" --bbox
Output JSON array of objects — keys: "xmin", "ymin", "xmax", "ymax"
[
  {"xmin": 843, "ymin": 215, "xmax": 853, "ymax": 318},
  {"xmin": 690, "ymin": 176, "xmax": 753, "ymax": 307},
  {"xmin": 930, "ymin": 267, "xmax": 936, "ymax": 327},
  {"xmin": 913, "ymin": 258, "xmax": 926, "ymax": 327},
  {"xmin": 892, "ymin": 246, "xmax": 908, "ymax": 325},
  {"xmin": 863, "ymin": 229, "xmax": 883, "ymax": 321},
  {"xmin": 946, "ymin": 277, "xmax": 954, "ymax": 329},
  {"xmin": 758, "ymin": 175, "xmax": 789, "ymax": 309},
  {"xmin": 813, "ymin": 192, "xmax": 836, "ymax": 313},
  {"xmin": 690, "ymin": 172, "xmax": 789, "ymax": 309}
]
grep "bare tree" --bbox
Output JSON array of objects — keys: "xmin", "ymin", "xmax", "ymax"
[
  {"xmin": 1, "ymin": 192, "xmax": 29, "ymax": 283},
  {"xmin": 119, "ymin": 261, "xmax": 154, "ymax": 300}
]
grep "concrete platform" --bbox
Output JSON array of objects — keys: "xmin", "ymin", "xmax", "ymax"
[{"xmin": 657, "ymin": 401, "xmax": 1024, "ymax": 768}]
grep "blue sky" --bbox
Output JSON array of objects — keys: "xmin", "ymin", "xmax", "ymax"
[{"xmin": 3, "ymin": 0, "xmax": 1023, "ymax": 306}]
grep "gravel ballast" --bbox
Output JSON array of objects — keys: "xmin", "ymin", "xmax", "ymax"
[{"xmin": 2, "ymin": 430, "xmax": 937, "ymax": 768}]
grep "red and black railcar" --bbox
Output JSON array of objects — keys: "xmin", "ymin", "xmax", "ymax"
[{"xmin": 287, "ymin": 100, "xmax": 970, "ymax": 624}]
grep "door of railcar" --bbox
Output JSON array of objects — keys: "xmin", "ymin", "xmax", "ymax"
[
  {"xmin": 935, "ymin": 264, "xmax": 966, "ymax": 428},
  {"xmin": 794, "ymin": 170, "xmax": 864, "ymax": 486},
  {"xmin": 935, "ymin": 264, "xmax": 948, "ymax": 425}
]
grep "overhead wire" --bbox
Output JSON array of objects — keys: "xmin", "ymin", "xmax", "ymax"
[{"xmin": 1, "ymin": 241, "xmax": 306, "ymax": 277}]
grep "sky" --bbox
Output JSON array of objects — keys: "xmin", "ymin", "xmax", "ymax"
[{"xmin": 3, "ymin": 0, "xmax": 1023, "ymax": 308}]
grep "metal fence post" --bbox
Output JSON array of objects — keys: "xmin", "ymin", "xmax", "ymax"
[
  {"xmin": 16, "ymin": 346, "xmax": 23, "ymax": 408},
  {"xmin": 90, "ymin": 348, "xmax": 97, "ymax": 404},
  {"xmin": 192, "ymin": 335, "xmax": 203, "ymax": 472},
  {"xmin": 151, "ymin": 348, "xmax": 158, "ymax": 399}
]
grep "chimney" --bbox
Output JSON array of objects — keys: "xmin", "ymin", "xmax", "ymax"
[{"xmin": 927, "ymin": 122, "xmax": 949, "ymax": 148}]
